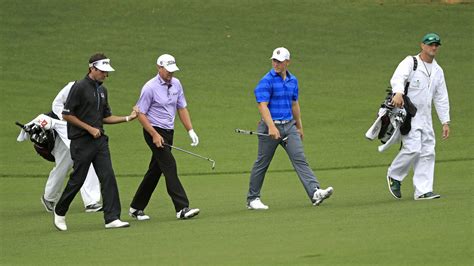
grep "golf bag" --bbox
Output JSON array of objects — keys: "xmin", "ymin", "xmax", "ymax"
[
  {"xmin": 365, "ymin": 56, "xmax": 418, "ymax": 152},
  {"xmin": 17, "ymin": 112, "xmax": 58, "ymax": 162},
  {"xmin": 365, "ymin": 93, "xmax": 407, "ymax": 152}
]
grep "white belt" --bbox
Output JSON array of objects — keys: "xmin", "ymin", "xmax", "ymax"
[{"xmin": 273, "ymin": 120, "xmax": 291, "ymax": 125}]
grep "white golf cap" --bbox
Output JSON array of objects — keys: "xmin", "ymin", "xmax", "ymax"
[
  {"xmin": 89, "ymin": 58, "xmax": 115, "ymax": 72},
  {"xmin": 157, "ymin": 54, "xmax": 179, "ymax": 72},
  {"xmin": 270, "ymin": 47, "xmax": 290, "ymax": 62}
]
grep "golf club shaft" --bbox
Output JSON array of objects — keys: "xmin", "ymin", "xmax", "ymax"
[
  {"xmin": 163, "ymin": 143, "xmax": 215, "ymax": 169},
  {"xmin": 15, "ymin": 121, "xmax": 25, "ymax": 129},
  {"xmin": 235, "ymin": 128, "xmax": 288, "ymax": 141},
  {"xmin": 235, "ymin": 128, "xmax": 269, "ymax": 137}
]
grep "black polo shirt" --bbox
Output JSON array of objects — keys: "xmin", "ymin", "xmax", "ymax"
[{"xmin": 62, "ymin": 75, "xmax": 112, "ymax": 139}]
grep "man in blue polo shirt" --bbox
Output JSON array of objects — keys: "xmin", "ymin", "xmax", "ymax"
[{"xmin": 246, "ymin": 47, "xmax": 334, "ymax": 210}]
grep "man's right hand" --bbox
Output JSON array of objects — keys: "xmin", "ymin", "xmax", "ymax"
[
  {"xmin": 268, "ymin": 125, "xmax": 280, "ymax": 140},
  {"xmin": 152, "ymin": 133, "xmax": 164, "ymax": 148},
  {"xmin": 391, "ymin": 93, "xmax": 404, "ymax": 108},
  {"xmin": 88, "ymin": 127, "xmax": 101, "ymax": 139}
]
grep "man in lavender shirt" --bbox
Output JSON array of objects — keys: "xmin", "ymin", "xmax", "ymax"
[{"xmin": 129, "ymin": 54, "xmax": 200, "ymax": 221}]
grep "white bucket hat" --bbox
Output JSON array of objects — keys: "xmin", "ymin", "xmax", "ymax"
[
  {"xmin": 270, "ymin": 47, "xmax": 290, "ymax": 62},
  {"xmin": 157, "ymin": 54, "xmax": 179, "ymax": 72},
  {"xmin": 89, "ymin": 58, "xmax": 115, "ymax": 72}
]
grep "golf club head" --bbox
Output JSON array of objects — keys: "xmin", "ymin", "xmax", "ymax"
[
  {"xmin": 210, "ymin": 160, "xmax": 216, "ymax": 170},
  {"xmin": 235, "ymin": 128, "xmax": 247, "ymax": 134}
]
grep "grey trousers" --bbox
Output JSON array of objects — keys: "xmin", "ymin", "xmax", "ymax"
[{"xmin": 247, "ymin": 120, "xmax": 320, "ymax": 202}]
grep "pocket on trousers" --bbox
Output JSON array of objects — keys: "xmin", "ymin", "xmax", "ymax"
[{"xmin": 69, "ymin": 140, "xmax": 81, "ymax": 161}]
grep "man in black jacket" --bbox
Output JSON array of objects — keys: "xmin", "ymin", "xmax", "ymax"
[{"xmin": 53, "ymin": 53, "xmax": 137, "ymax": 231}]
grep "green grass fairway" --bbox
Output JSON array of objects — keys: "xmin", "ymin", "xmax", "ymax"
[
  {"xmin": 1, "ymin": 162, "xmax": 472, "ymax": 265},
  {"xmin": 1, "ymin": 0, "xmax": 473, "ymax": 265}
]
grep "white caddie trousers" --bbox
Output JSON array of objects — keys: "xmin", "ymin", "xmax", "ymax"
[{"xmin": 387, "ymin": 55, "xmax": 450, "ymax": 198}]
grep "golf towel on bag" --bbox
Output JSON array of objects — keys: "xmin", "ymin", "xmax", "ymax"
[
  {"xmin": 365, "ymin": 105, "xmax": 406, "ymax": 152},
  {"xmin": 17, "ymin": 114, "xmax": 68, "ymax": 161}
]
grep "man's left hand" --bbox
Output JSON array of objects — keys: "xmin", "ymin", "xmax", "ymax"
[
  {"xmin": 297, "ymin": 127, "xmax": 304, "ymax": 140},
  {"xmin": 442, "ymin": 123, "xmax": 450, "ymax": 140},
  {"xmin": 188, "ymin": 129, "xmax": 199, "ymax": 146}
]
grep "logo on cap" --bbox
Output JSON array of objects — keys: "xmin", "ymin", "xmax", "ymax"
[
  {"xmin": 159, "ymin": 60, "xmax": 176, "ymax": 66},
  {"xmin": 277, "ymin": 50, "xmax": 280, "ymax": 55}
]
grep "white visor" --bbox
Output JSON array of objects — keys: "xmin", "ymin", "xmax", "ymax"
[{"xmin": 89, "ymin": 58, "xmax": 115, "ymax": 72}]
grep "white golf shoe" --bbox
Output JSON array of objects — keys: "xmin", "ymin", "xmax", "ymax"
[
  {"xmin": 247, "ymin": 198, "xmax": 269, "ymax": 210},
  {"xmin": 313, "ymin": 187, "xmax": 334, "ymax": 206},
  {"xmin": 176, "ymin": 207, "xmax": 200, "ymax": 219},
  {"xmin": 129, "ymin": 208, "xmax": 150, "ymax": 221},
  {"xmin": 54, "ymin": 212, "xmax": 67, "ymax": 231},
  {"xmin": 105, "ymin": 219, "xmax": 130, "ymax": 229}
]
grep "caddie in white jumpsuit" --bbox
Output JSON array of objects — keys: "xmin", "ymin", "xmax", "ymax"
[
  {"xmin": 387, "ymin": 33, "xmax": 450, "ymax": 200},
  {"xmin": 41, "ymin": 82, "xmax": 102, "ymax": 212}
]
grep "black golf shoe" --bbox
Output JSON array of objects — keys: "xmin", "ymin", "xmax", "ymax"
[
  {"xmin": 416, "ymin": 192, "xmax": 441, "ymax": 200},
  {"xmin": 387, "ymin": 176, "xmax": 402, "ymax": 199}
]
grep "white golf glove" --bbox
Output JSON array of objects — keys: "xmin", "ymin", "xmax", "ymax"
[{"xmin": 188, "ymin": 129, "xmax": 199, "ymax": 146}]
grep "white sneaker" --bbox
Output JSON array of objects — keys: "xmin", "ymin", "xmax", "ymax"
[
  {"xmin": 54, "ymin": 212, "xmax": 67, "ymax": 231},
  {"xmin": 129, "ymin": 208, "xmax": 150, "ymax": 221},
  {"xmin": 105, "ymin": 219, "xmax": 130, "ymax": 229},
  {"xmin": 176, "ymin": 207, "xmax": 200, "ymax": 219},
  {"xmin": 247, "ymin": 198, "xmax": 269, "ymax": 210},
  {"xmin": 313, "ymin": 187, "xmax": 334, "ymax": 206}
]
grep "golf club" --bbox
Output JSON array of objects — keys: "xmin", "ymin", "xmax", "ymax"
[
  {"xmin": 234, "ymin": 128, "xmax": 289, "ymax": 142},
  {"xmin": 15, "ymin": 121, "xmax": 25, "ymax": 129},
  {"xmin": 163, "ymin": 143, "xmax": 215, "ymax": 170}
]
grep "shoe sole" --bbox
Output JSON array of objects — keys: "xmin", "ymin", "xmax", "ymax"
[
  {"xmin": 386, "ymin": 176, "xmax": 401, "ymax": 199},
  {"xmin": 85, "ymin": 207, "xmax": 103, "ymax": 213},
  {"xmin": 313, "ymin": 188, "xmax": 334, "ymax": 206},
  {"xmin": 41, "ymin": 197, "xmax": 54, "ymax": 213},
  {"xmin": 247, "ymin": 206, "xmax": 269, "ymax": 210},
  {"xmin": 105, "ymin": 224, "xmax": 130, "ymax": 229},
  {"xmin": 415, "ymin": 195, "xmax": 441, "ymax": 200}
]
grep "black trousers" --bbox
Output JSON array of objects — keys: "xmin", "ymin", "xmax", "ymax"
[
  {"xmin": 130, "ymin": 127, "xmax": 189, "ymax": 212},
  {"xmin": 55, "ymin": 135, "xmax": 121, "ymax": 224}
]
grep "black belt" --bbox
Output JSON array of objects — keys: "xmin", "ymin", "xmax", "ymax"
[{"xmin": 152, "ymin": 126, "xmax": 174, "ymax": 133}]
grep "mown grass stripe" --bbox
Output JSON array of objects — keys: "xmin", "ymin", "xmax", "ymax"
[{"xmin": 2, "ymin": 157, "xmax": 471, "ymax": 178}]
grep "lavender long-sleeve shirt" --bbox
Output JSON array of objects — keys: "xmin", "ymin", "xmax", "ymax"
[{"xmin": 136, "ymin": 75, "xmax": 187, "ymax": 129}]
